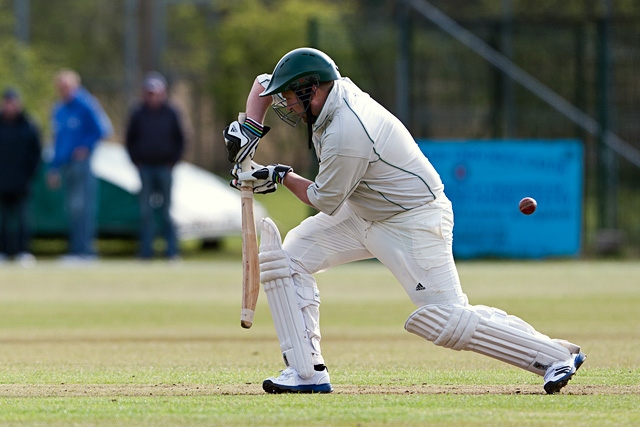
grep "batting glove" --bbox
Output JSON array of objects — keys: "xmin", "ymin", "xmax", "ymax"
[
  {"xmin": 223, "ymin": 118, "xmax": 270, "ymax": 163},
  {"xmin": 229, "ymin": 161, "xmax": 277, "ymax": 194},
  {"xmin": 240, "ymin": 164, "xmax": 293, "ymax": 185}
]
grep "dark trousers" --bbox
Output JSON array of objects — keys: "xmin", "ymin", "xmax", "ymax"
[
  {"xmin": 0, "ymin": 192, "xmax": 31, "ymax": 256},
  {"xmin": 138, "ymin": 165, "xmax": 178, "ymax": 258}
]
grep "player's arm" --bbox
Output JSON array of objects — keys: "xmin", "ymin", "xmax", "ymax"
[
  {"xmin": 233, "ymin": 164, "xmax": 316, "ymax": 208},
  {"xmin": 223, "ymin": 76, "xmax": 273, "ymax": 164},
  {"xmin": 306, "ymin": 154, "xmax": 369, "ymax": 215},
  {"xmin": 282, "ymin": 155, "xmax": 368, "ymax": 213},
  {"xmin": 246, "ymin": 77, "xmax": 273, "ymax": 124},
  {"xmin": 236, "ymin": 154, "xmax": 367, "ymax": 214},
  {"xmin": 281, "ymin": 172, "xmax": 315, "ymax": 208}
]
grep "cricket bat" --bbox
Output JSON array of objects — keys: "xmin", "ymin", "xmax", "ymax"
[{"xmin": 238, "ymin": 112, "xmax": 260, "ymax": 329}]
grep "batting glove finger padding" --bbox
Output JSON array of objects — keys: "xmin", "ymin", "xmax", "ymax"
[
  {"xmin": 231, "ymin": 161, "xmax": 264, "ymax": 180},
  {"xmin": 229, "ymin": 162, "xmax": 276, "ymax": 194},
  {"xmin": 223, "ymin": 119, "xmax": 270, "ymax": 163},
  {"xmin": 235, "ymin": 164, "xmax": 292, "ymax": 185},
  {"xmin": 252, "ymin": 180, "xmax": 277, "ymax": 194},
  {"xmin": 229, "ymin": 177, "xmax": 277, "ymax": 194}
]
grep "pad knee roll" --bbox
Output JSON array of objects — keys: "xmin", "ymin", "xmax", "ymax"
[{"xmin": 405, "ymin": 304, "xmax": 572, "ymax": 376}]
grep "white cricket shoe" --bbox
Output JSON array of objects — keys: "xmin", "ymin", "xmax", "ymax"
[
  {"xmin": 262, "ymin": 366, "xmax": 333, "ymax": 394},
  {"xmin": 543, "ymin": 352, "xmax": 586, "ymax": 394}
]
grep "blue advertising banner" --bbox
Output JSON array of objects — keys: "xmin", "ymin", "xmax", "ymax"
[{"xmin": 417, "ymin": 140, "xmax": 583, "ymax": 259}]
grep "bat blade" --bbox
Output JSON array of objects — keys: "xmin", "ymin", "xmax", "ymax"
[{"xmin": 238, "ymin": 112, "xmax": 260, "ymax": 329}]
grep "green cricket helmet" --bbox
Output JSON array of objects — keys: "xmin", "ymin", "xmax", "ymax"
[{"xmin": 260, "ymin": 47, "xmax": 341, "ymax": 97}]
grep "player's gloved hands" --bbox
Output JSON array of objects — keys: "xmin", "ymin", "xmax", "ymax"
[
  {"xmin": 223, "ymin": 118, "xmax": 270, "ymax": 163},
  {"xmin": 229, "ymin": 161, "xmax": 277, "ymax": 194},
  {"xmin": 237, "ymin": 164, "xmax": 293, "ymax": 186}
]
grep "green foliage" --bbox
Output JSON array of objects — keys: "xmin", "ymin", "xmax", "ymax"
[
  {"xmin": 166, "ymin": 0, "xmax": 332, "ymax": 118},
  {"xmin": 2, "ymin": 0, "xmax": 640, "ymax": 131},
  {"xmin": 0, "ymin": 38, "xmax": 57, "ymax": 133},
  {"xmin": 205, "ymin": 0, "xmax": 349, "ymax": 121},
  {"xmin": 164, "ymin": 4, "xmax": 212, "ymax": 78},
  {"xmin": 2, "ymin": 0, "xmax": 640, "ymax": 255},
  {"xmin": 28, "ymin": 0, "xmax": 125, "ymax": 78}
]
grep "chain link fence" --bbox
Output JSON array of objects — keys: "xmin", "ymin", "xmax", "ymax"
[
  {"xmin": 3, "ymin": 0, "xmax": 639, "ymax": 256},
  {"xmin": 321, "ymin": 6, "xmax": 640, "ymax": 257}
]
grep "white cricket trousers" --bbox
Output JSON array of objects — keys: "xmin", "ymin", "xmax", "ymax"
[{"xmin": 282, "ymin": 194, "xmax": 468, "ymax": 363}]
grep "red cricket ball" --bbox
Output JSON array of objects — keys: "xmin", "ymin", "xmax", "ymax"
[{"xmin": 519, "ymin": 197, "xmax": 537, "ymax": 215}]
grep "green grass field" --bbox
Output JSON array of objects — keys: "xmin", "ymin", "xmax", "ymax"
[{"xmin": 0, "ymin": 259, "xmax": 638, "ymax": 426}]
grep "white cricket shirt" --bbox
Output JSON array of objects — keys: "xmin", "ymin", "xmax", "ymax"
[
  {"xmin": 308, "ymin": 78, "xmax": 444, "ymax": 221},
  {"xmin": 259, "ymin": 74, "xmax": 444, "ymax": 222}
]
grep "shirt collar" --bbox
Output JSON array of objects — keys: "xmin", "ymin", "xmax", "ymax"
[{"xmin": 313, "ymin": 79, "xmax": 342, "ymax": 132}]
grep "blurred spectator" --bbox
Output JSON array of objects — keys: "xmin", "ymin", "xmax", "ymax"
[
  {"xmin": 46, "ymin": 69, "xmax": 112, "ymax": 261},
  {"xmin": 0, "ymin": 88, "xmax": 42, "ymax": 266},
  {"xmin": 125, "ymin": 72, "xmax": 185, "ymax": 260}
]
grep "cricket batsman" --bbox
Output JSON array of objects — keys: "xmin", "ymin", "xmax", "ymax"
[{"xmin": 223, "ymin": 47, "xmax": 586, "ymax": 394}]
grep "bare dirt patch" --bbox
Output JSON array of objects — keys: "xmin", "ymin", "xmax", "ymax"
[{"xmin": 0, "ymin": 383, "xmax": 637, "ymax": 397}]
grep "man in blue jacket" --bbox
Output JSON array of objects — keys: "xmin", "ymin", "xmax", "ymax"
[
  {"xmin": 125, "ymin": 72, "xmax": 185, "ymax": 260},
  {"xmin": 0, "ymin": 88, "xmax": 41, "ymax": 265},
  {"xmin": 47, "ymin": 69, "xmax": 112, "ymax": 261}
]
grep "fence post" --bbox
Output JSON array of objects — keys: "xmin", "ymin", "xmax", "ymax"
[
  {"xmin": 500, "ymin": 0, "xmax": 515, "ymax": 137},
  {"xmin": 14, "ymin": 0, "xmax": 30, "ymax": 44},
  {"xmin": 124, "ymin": 0, "xmax": 139, "ymax": 108},
  {"xmin": 396, "ymin": 0, "xmax": 412, "ymax": 128},
  {"xmin": 595, "ymin": 2, "xmax": 622, "ymax": 254}
]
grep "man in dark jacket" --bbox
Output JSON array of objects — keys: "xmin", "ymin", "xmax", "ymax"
[
  {"xmin": 125, "ymin": 72, "xmax": 185, "ymax": 260},
  {"xmin": 0, "ymin": 88, "xmax": 42, "ymax": 265}
]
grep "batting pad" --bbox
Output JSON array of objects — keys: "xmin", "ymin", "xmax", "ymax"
[
  {"xmin": 259, "ymin": 218, "xmax": 315, "ymax": 379},
  {"xmin": 405, "ymin": 304, "xmax": 572, "ymax": 376}
]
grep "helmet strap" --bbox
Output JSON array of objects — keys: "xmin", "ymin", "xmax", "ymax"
[
  {"xmin": 299, "ymin": 85, "xmax": 318, "ymax": 150},
  {"xmin": 306, "ymin": 113, "xmax": 314, "ymax": 149}
]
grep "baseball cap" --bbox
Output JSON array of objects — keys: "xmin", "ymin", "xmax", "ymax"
[
  {"xmin": 143, "ymin": 72, "xmax": 167, "ymax": 93},
  {"xmin": 2, "ymin": 88, "xmax": 20, "ymax": 100}
]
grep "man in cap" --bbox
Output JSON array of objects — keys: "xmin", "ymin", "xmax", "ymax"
[
  {"xmin": 125, "ymin": 72, "xmax": 185, "ymax": 260},
  {"xmin": 223, "ymin": 47, "xmax": 586, "ymax": 394}
]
